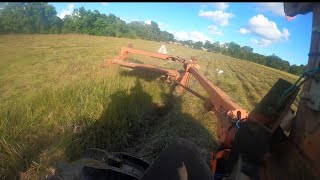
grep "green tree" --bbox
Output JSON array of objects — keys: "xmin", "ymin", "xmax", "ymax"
[
  {"xmin": 0, "ymin": 3, "xmax": 61, "ymax": 34},
  {"xmin": 204, "ymin": 40, "xmax": 213, "ymax": 51},
  {"xmin": 289, "ymin": 64, "xmax": 306, "ymax": 75},
  {"xmin": 193, "ymin": 41, "xmax": 203, "ymax": 50}
]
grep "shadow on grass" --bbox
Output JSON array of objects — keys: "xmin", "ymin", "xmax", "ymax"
[
  {"xmin": 118, "ymin": 63, "xmax": 186, "ymax": 83},
  {"xmin": 119, "ymin": 68, "xmax": 162, "ymax": 82},
  {"xmin": 65, "ymin": 76, "xmax": 217, "ymax": 167},
  {"xmin": 126, "ymin": 58, "xmax": 144, "ymax": 64}
]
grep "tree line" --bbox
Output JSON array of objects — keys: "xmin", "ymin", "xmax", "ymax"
[
  {"xmin": 0, "ymin": 3, "xmax": 174, "ymax": 42},
  {"xmin": 0, "ymin": 3, "xmax": 306, "ymax": 76},
  {"xmin": 178, "ymin": 40, "xmax": 306, "ymax": 76}
]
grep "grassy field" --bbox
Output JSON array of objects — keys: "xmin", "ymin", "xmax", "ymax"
[{"xmin": 0, "ymin": 34, "xmax": 299, "ymax": 179}]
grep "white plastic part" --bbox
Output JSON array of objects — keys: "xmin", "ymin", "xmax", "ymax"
[
  {"xmin": 216, "ymin": 69, "xmax": 224, "ymax": 76},
  {"xmin": 157, "ymin": 45, "xmax": 167, "ymax": 54}
]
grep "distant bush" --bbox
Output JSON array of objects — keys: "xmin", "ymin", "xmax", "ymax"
[{"xmin": 177, "ymin": 40, "xmax": 306, "ymax": 76}]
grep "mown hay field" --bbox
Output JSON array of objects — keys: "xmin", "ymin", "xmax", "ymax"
[{"xmin": 0, "ymin": 34, "xmax": 299, "ymax": 179}]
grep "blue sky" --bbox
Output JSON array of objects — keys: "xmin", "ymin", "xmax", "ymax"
[{"xmin": 49, "ymin": 2, "xmax": 313, "ymax": 66}]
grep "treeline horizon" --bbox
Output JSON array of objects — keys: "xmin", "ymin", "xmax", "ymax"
[{"xmin": 0, "ymin": 2, "xmax": 306, "ymax": 76}]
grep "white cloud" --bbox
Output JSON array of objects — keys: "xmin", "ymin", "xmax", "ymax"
[
  {"xmin": 145, "ymin": 20, "xmax": 151, "ymax": 25},
  {"xmin": 248, "ymin": 14, "xmax": 283, "ymax": 40},
  {"xmin": 250, "ymin": 38, "xmax": 273, "ymax": 47},
  {"xmin": 174, "ymin": 31, "xmax": 189, "ymax": 41},
  {"xmin": 190, "ymin": 31, "xmax": 212, "ymax": 42},
  {"xmin": 158, "ymin": 22, "xmax": 164, "ymax": 27},
  {"xmin": 101, "ymin": 3, "xmax": 109, "ymax": 6},
  {"xmin": 258, "ymin": 3, "xmax": 285, "ymax": 17},
  {"xmin": 199, "ymin": 10, "xmax": 234, "ymax": 26},
  {"xmin": 282, "ymin": 28, "xmax": 290, "ymax": 40},
  {"xmin": 239, "ymin": 28, "xmax": 250, "ymax": 34},
  {"xmin": 167, "ymin": 29, "xmax": 176, "ymax": 35},
  {"xmin": 208, "ymin": 25, "xmax": 223, "ymax": 36},
  {"xmin": 208, "ymin": 25, "xmax": 218, "ymax": 31},
  {"xmin": 58, "ymin": 3, "xmax": 75, "ymax": 19},
  {"xmin": 215, "ymin": 3, "xmax": 229, "ymax": 11},
  {"xmin": 157, "ymin": 22, "xmax": 169, "ymax": 30},
  {"xmin": 173, "ymin": 30, "xmax": 212, "ymax": 43},
  {"xmin": 239, "ymin": 14, "xmax": 290, "ymax": 47}
]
